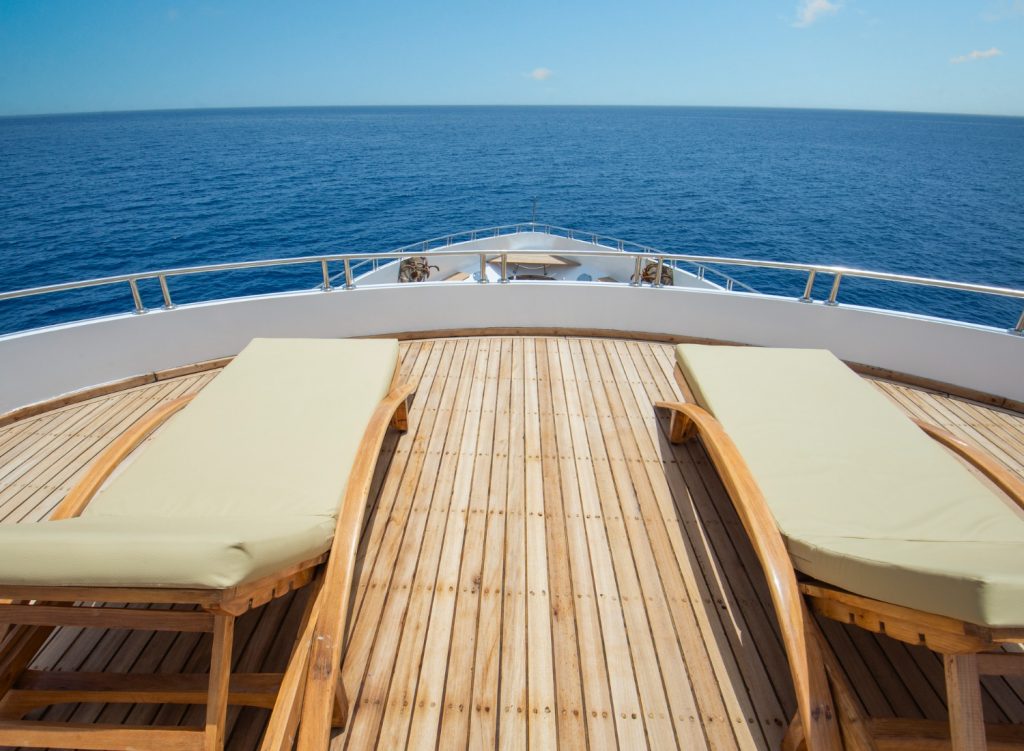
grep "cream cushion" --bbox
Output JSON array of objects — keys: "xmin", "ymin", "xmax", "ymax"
[
  {"xmin": 675, "ymin": 344, "xmax": 1024, "ymax": 628},
  {"xmin": 0, "ymin": 337, "xmax": 399, "ymax": 589}
]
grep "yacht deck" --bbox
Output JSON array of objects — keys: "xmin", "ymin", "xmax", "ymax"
[{"xmin": 1, "ymin": 335, "xmax": 1022, "ymax": 750}]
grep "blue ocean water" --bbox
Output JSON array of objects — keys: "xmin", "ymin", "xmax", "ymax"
[{"xmin": 1, "ymin": 106, "xmax": 1022, "ymax": 335}]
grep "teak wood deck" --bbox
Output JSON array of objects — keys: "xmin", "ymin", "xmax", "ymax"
[{"xmin": 1, "ymin": 336, "xmax": 1022, "ymax": 750}]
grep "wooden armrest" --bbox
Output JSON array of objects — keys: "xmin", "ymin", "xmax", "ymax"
[
  {"xmin": 295, "ymin": 381, "xmax": 416, "ymax": 746},
  {"xmin": 654, "ymin": 400, "xmax": 840, "ymax": 750},
  {"xmin": 915, "ymin": 419, "xmax": 1024, "ymax": 512}
]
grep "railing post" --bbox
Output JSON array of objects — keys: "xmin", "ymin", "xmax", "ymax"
[
  {"xmin": 726, "ymin": 278, "xmax": 735, "ymax": 291},
  {"xmin": 343, "ymin": 259, "xmax": 354, "ymax": 289},
  {"xmin": 1014, "ymin": 308, "xmax": 1024, "ymax": 335},
  {"xmin": 500, "ymin": 253, "xmax": 509, "ymax": 283},
  {"xmin": 478, "ymin": 253, "xmax": 489, "ymax": 283},
  {"xmin": 320, "ymin": 260, "xmax": 332, "ymax": 291},
  {"xmin": 158, "ymin": 275, "xmax": 174, "ymax": 309},
  {"xmin": 826, "ymin": 273, "xmax": 843, "ymax": 306},
  {"xmin": 632, "ymin": 256, "xmax": 643, "ymax": 286},
  {"xmin": 654, "ymin": 257, "xmax": 665, "ymax": 288},
  {"xmin": 128, "ymin": 279, "xmax": 146, "ymax": 314},
  {"xmin": 800, "ymin": 270, "xmax": 817, "ymax": 302}
]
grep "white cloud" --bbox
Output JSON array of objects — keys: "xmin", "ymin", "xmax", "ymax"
[
  {"xmin": 950, "ymin": 47, "xmax": 1004, "ymax": 63},
  {"xmin": 527, "ymin": 68, "xmax": 553, "ymax": 81},
  {"xmin": 793, "ymin": 0, "xmax": 840, "ymax": 27}
]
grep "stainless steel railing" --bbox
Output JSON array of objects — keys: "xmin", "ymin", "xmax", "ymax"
[
  {"xmin": 1, "ymin": 227, "xmax": 1023, "ymax": 333},
  {"xmin": 352, "ymin": 222, "xmax": 755, "ymax": 292}
]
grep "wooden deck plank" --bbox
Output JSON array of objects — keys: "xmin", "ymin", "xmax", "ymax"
[
  {"xmin": 545, "ymin": 341, "xmax": 621, "ymax": 750},
  {"xmin": 432, "ymin": 340, "xmax": 500, "ymax": 748},
  {"xmin": 595, "ymin": 341, "xmax": 759, "ymax": 747},
  {"xmin": 535, "ymin": 341, "xmax": 588, "ymax": 751},
  {"xmin": 498, "ymin": 337, "xmax": 528, "ymax": 751},
  {"xmin": 376, "ymin": 342, "xmax": 479, "ymax": 749},
  {"xmin": 467, "ymin": 337, "xmax": 512, "ymax": 750},
  {"xmin": 562, "ymin": 340, "xmax": 696, "ymax": 749},
  {"xmin": 603, "ymin": 340, "xmax": 788, "ymax": 747},
  {"xmin": 557, "ymin": 340, "xmax": 649, "ymax": 749},
  {"xmin": 346, "ymin": 342, "xmax": 468, "ymax": 749},
  {"xmin": 522, "ymin": 339, "xmax": 560, "ymax": 750},
  {"xmin": 333, "ymin": 339, "xmax": 456, "ymax": 749},
  {"xmin": 1, "ymin": 335, "xmax": 1023, "ymax": 751},
  {"xmin": 405, "ymin": 339, "xmax": 493, "ymax": 750},
  {"xmin": 345, "ymin": 340, "xmax": 434, "ymax": 646}
]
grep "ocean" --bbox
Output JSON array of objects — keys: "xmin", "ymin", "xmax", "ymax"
[{"xmin": 1, "ymin": 106, "xmax": 1022, "ymax": 334}]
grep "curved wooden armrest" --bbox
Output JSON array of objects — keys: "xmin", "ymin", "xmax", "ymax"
[
  {"xmin": 51, "ymin": 395, "xmax": 196, "ymax": 521},
  {"xmin": 655, "ymin": 400, "xmax": 840, "ymax": 750},
  {"xmin": 296, "ymin": 381, "xmax": 416, "ymax": 747},
  {"xmin": 915, "ymin": 419, "xmax": 1024, "ymax": 512}
]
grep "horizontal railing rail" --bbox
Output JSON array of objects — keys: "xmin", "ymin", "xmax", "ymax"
[{"xmin": 1, "ymin": 224, "xmax": 1022, "ymax": 333}]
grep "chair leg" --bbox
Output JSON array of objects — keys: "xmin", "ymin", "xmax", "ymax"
[
  {"xmin": 944, "ymin": 653, "xmax": 987, "ymax": 751},
  {"xmin": 0, "ymin": 625, "xmax": 52, "ymax": 697},
  {"xmin": 333, "ymin": 673, "xmax": 349, "ymax": 729},
  {"xmin": 782, "ymin": 711, "xmax": 806, "ymax": 751},
  {"xmin": 261, "ymin": 580, "xmax": 324, "ymax": 751},
  {"xmin": 389, "ymin": 397, "xmax": 410, "ymax": 431},
  {"xmin": 666, "ymin": 409, "xmax": 697, "ymax": 444},
  {"xmin": 810, "ymin": 619, "xmax": 878, "ymax": 751},
  {"xmin": 205, "ymin": 614, "xmax": 235, "ymax": 751}
]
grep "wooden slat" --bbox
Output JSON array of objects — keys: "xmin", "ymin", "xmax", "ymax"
[
  {"xmin": 592, "ymin": 341, "xmax": 756, "ymax": 747},
  {"xmin": 436, "ymin": 338, "xmax": 503, "ymax": 748},
  {"xmin": 404, "ymin": 340, "xmax": 492, "ymax": 750},
  {"xmin": 344, "ymin": 339, "xmax": 470, "ymax": 750},
  {"xmin": 467, "ymin": 338, "xmax": 512, "ymax": 749},
  {"xmin": 498, "ymin": 337, "xmax": 529, "ymax": 750},
  {"xmin": 0, "ymin": 721, "xmax": 204, "ymax": 750},
  {"xmin": 370, "ymin": 339, "xmax": 479, "ymax": 748},
  {"xmin": 522, "ymin": 339, "xmax": 559, "ymax": 749},
  {"xmin": 0, "ymin": 605, "xmax": 213, "ymax": 632},
  {"xmin": 561, "ymin": 339, "xmax": 690, "ymax": 749},
  {"xmin": 558, "ymin": 339, "xmax": 648, "ymax": 750},
  {"xmin": 599, "ymin": 339, "xmax": 783, "ymax": 747},
  {"xmin": 534, "ymin": 341, "xmax": 588, "ymax": 751}
]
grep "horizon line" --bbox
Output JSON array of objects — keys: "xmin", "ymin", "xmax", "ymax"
[{"xmin": 2, "ymin": 103, "xmax": 1023, "ymax": 120}]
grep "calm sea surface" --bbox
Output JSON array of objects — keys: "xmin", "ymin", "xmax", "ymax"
[{"xmin": 1, "ymin": 106, "xmax": 1022, "ymax": 334}]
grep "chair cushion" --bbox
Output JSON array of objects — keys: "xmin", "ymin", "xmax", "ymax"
[
  {"xmin": 675, "ymin": 344, "xmax": 1024, "ymax": 627},
  {"xmin": 87, "ymin": 337, "xmax": 399, "ymax": 519},
  {"xmin": 0, "ymin": 515, "xmax": 336, "ymax": 589},
  {"xmin": 0, "ymin": 337, "xmax": 399, "ymax": 589}
]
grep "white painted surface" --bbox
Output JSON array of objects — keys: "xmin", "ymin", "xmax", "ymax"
[{"xmin": 1, "ymin": 281, "xmax": 1021, "ymax": 413}]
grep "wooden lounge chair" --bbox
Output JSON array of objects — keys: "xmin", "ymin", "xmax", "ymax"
[
  {"xmin": 656, "ymin": 344, "xmax": 1024, "ymax": 751},
  {"xmin": 0, "ymin": 337, "xmax": 414, "ymax": 751}
]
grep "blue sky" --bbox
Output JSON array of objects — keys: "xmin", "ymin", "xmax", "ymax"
[{"xmin": 1, "ymin": 0, "xmax": 1021, "ymax": 116}]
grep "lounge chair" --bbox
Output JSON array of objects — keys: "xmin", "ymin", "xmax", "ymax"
[
  {"xmin": 0, "ymin": 337, "xmax": 414, "ymax": 751},
  {"xmin": 656, "ymin": 344, "xmax": 1024, "ymax": 751}
]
